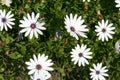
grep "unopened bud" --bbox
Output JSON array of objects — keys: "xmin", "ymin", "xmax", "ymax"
[{"xmin": 115, "ymin": 40, "xmax": 120, "ymax": 54}]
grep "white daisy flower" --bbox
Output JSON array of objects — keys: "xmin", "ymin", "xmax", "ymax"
[
  {"xmin": 115, "ymin": 0, "xmax": 120, "ymax": 10},
  {"xmin": 95, "ymin": 19, "xmax": 115, "ymax": 42},
  {"xmin": 0, "ymin": 9, "xmax": 15, "ymax": 31},
  {"xmin": 1, "ymin": 0, "xmax": 12, "ymax": 6},
  {"xmin": 83, "ymin": 0, "xmax": 90, "ymax": 2},
  {"xmin": 70, "ymin": 44, "xmax": 92, "ymax": 67},
  {"xmin": 90, "ymin": 63, "xmax": 109, "ymax": 80},
  {"xmin": 19, "ymin": 12, "xmax": 46, "ymax": 39},
  {"xmin": 25, "ymin": 54, "xmax": 54, "ymax": 79},
  {"xmin": 64, "ymin": 13, "xmax": 89, "ymax": 40}
]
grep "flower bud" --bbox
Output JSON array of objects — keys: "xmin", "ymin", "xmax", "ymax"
[{"xmin": 115, "ymin": 40, "xmax": 120, "ymax": 54}]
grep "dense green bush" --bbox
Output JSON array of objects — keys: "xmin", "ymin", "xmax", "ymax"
[{"xmin": 0, "ymin": 0, "xmax": 120, "ymax": 80}]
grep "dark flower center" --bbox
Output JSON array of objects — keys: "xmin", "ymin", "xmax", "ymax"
[
  {"xmin": 70, "ymin": 26, "xmax": 75, "ymax": 32},
  {"xmin": 78, "ymin": 53, "xmax": 83, "ymax": 57},
  {"xmin": 96, "ymin": 70, "xmax": 100, "ymax": 75},
  {"xmin": 37, "ymin": 79, "xmax": 41, "ymax": 80},
  {"xmin": 2, "ymin": 18, "xmax": 6, "ymax": 23},
  {"xmin": 102, "ymin": 28, "xmax": 106, "ymax": 33},
  {"xmin": 30, "ymin": 23, "xmax": 36, "ymax": 29},
  {"xmin": 36, "ymin": 64, "xmax": 42, "ymax": 70}
]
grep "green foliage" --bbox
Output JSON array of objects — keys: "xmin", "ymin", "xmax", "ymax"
[{"xmin": 0, "ymin": 0, "xmax": 120, "ymax": 80}]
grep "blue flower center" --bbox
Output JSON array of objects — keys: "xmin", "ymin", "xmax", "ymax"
[
  {"xmin": 36, "ymin": 64, "xmax": 42, "ymax": 70},
  {"xmin": 78, "ymin": 53, "xmax": 83, "ymax": 57},
  {"xmin": 96, "ymin": 70, "xmax": 100, "ymax": 75},
  {"xmin": 70, "ymin": 26, "xmax": 75, "ymax": 32},
  {"xmin": 30, "ymin": 23, "xmax": 36, "ymax": 29},
  {"xmin": 2, "ymin": 18, "xmax": 6, "ymax": 23}
]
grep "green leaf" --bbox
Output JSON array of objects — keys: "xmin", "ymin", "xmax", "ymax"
[
  {"xmin": 9, "ymin": 52, "xmax": 23, "ymax": 59},
  {"xmin": 0, "ymin": 74, "xmax": 4, "ymax": 80}
]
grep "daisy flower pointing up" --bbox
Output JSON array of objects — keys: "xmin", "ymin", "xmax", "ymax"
[
  {"xmin": 70, "ymin": 44, "xmax": 92, "ymax": 67},
  {"xmin": 0, "ymin": 9, "xmax": 15, "ymax": 31},
  {"xmin": 25, "ymin": 54, "xmax": 54, "ymax": 80},
  {"xmin": 95, "ymin": 19, "xmax": 115, "ymax": 42},
  {"xmin": 90, "ymin": 63, "xmax": 109, "ymax": 80},
  {"xmin": 64, "ymin": 13, "xmax": 89, "ymax": 40},
  {"xmin": 19, "ymin": 12, "xmax": 46, "ymax": 39}
]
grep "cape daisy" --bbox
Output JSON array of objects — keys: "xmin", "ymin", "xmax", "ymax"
[
  {"xmin": 0, "ymin": 9, "xmax": 15, "ymax": 31},
  {"xmin": 115, "ymin": 0, "xmax": 120, "ymax": 10},
  {"xmin": 95, "ymin": 19, "xmax": 115, "ymax": 42},
  {"xmin": 19, "ymin": 12, "xmax": 46, "ymax": 39},
  {"xmin": 1, "ymin": 0, "xmax": 12, "ymax": 6},
  {"xmin": 64, "ymin": 13, "xmax": 89, "ymax": 40},
  {"xmin": 70, "ymin": 44, "xmax": 92, "ymax": 67},
  {"xmin": 90, "ymin": 63, "xmax": 109, "ymax": 80},
  {"xmin": 25, "ymin": 54, "xmax": 54, "ymax": 79}
]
